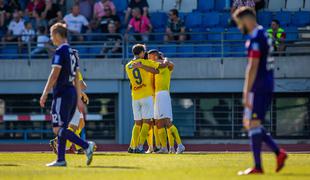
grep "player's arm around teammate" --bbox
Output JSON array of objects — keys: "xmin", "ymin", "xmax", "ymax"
[{"xmin": 125, "ymin": 44, "xmax": 168, "ymax": 153}]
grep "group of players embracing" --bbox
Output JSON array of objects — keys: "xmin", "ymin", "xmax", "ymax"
[{"xmin": 126, "ymin": 44, "xmax": 185, "ymax": 154}]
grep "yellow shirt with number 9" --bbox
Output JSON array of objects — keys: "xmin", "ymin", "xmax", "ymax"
[{"xmin": 126, "ymin": 58, "xmax": 160, "ymax": 100}]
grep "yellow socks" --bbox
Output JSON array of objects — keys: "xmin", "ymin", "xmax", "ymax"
[
  {"xmin": 147, "ymin": 126, "xmax": 153, "ymax": 148},
  {"xmin": 167, "ymin": 127, "xmax": 175, "ymax": 147},
  {"xmin": 131, "ymin": 124, "xmax": 141, "ymax": 148},
  {"xmin": 154, "ymin": 125, "xmax": 161, "ymax": 148},
  {"xmin": 158, "ymin": 127, "xmax": 167, "ymax": 148},
  {"xmin": 171, "ymin": 125, "xmax": 182, "ymax": 145},
  {"xmin": 138, "ymin": 123, "xmax": 150, "ymax": 146}
]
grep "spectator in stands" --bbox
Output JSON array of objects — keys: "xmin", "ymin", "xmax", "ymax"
[
  {"xmin": 2, "ymin": 11, "xmax": 24, "ymax": 42},
  {"xmin": 0, "ymin": 0, "xmax": 14, "ymax": 36},
  {"xmin": 26, "ymin": 0, "xmax": 46, "ymax": 17},
  {"xmin": 6, "ymin": 0, "xmax": 21, "ymax": 13},
  {"xmin": 164, "ymin": 9, "xmax": 186, "ymax": 42},
  {"xmin": 86, "ymin": 19, "xmax": 101, "ymax": 41},
  {"xmin": 30, "ymin": 26, "xmax": 51, "ymax": 57},
  {"xmin": 267, "ymin": 19, "xmax": 286, "ymax": 52},
  {"xmin": 79, "ymin": 0, "xmax": 93, "ymax": 21},
  {"xmin": 99, "ymin": 5, "xmax": 120, "ymax": 33},
  {"xmin": 42, "ymin": 0, "xmax": 61, "ymax": 23},
  {"xmin": 19, "ymin": 21, "xmax": 35, "ymax": 53},
  {"xmin": 125, "ymin": 0, "xmax": 149, "ymax": 24},
  {"xmin": 100, "ymin": 22, "xmax": 122, "ymax": 58},
  {"xmin": 126, "ymin": 7, "xmax": 152, "ymax": 41},
  {"xmin": 231, "ymin": 0, "xmax": 255, "ymax": 14},
  {"xmin": 48, "ymin": 11, "xmax": 64, "ymax": 28},
  {"xmin": 64, "ymin": 4, "xmax": 89, "ymax": 41},
  {"xmin": 93, "ymin": 0, "xmax": 116, "ymax": 21}
]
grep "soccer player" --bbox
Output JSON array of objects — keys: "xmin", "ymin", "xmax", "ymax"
[
  {"xmin": 148, "ymin": 50, "xmax": 185, "ymax": 154},
  {"xmin": 126, "ymin": 44, "xmax": 168, "ymax": 153},
  {"xmin": 232, "ymin": 7, "xmax": 288, "ymax": 175},
  {"xmin": 49, "ymin": 55, "xmax": 89, "ymax": 155},
  {"xmin": 40, "ymin": 23, "xmax": 95, "ymax": 167}
]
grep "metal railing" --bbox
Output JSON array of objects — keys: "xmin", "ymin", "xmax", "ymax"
[{"xmin": 0, "ymin": 30, "xmax": 308, "ymax": 61}]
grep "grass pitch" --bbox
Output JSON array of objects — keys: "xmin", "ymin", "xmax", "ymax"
[{"xmin": 0, "ymin": 152, "xmax": 309, "ymax": 180}]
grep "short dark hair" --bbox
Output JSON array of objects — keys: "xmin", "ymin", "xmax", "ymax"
[
  {"xmin": 233, "ymin": 7, "xmax": 256, "ymax": 21},
  {"xmin": 50, "ymin": 22, "xmax": 67, "ymax": 38},
  {"xmin": 271, "ymin": 19, "xmax": 280, "ymax": 25},
  {"xmin": 132, "ymin": 44, "xmax": 146, "ymax": 56},
  {"xmin": 170, "ymin": 9, "xmax": 179, "ymax": 17}
]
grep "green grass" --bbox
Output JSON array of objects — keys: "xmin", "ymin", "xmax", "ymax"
[{"xmin": 0, "ymin": 152, "xmax": 309, "ymax": 180}]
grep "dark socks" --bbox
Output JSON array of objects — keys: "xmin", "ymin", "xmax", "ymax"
[
  {"xmin": 261, "ymin": 127, "xmax": 280, "ymax": 156},
  {"xmin": 249, "ymin": 127, "xmax": 263, "ymax": 170},
  {"xmin": 57, "ymin": 128, "xmax": 89, "ymax": 162},
  {"xmin": 62, "ymin": 128, "xmax": 89, "ymax": 149}
]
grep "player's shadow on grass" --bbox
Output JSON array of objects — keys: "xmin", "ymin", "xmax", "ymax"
[
  {"xmin": 77, "ymin": 165, "xmax": 141, "ymax": 170},
  {"xmin": 0, "ymin": 164, "xmax": 20, "ymax": 167}
]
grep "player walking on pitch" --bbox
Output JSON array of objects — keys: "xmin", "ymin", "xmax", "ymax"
[
  {"xmin": 40, "ymin": 23, "xmax": 95, "ymax": 167},
  {"xmin": 232, "ymin": 8, "xmax": 287, "ymax": 175}
]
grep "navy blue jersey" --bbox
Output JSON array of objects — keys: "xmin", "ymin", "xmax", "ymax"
[
  {"xmin": 246, "ymin": 26, "xmax": 274, "ymax": 93},
  {"xmin": 51, "ymin": 44, "xmax": 79, "ymax": 97}
]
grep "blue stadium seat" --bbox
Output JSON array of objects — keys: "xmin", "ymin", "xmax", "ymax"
[
  {"xmin": 274, "ymin": 11, "xmax": 292, "ymax": 27},
  {"xmin": 150, "ymin": 12, "xmax": 167, "ymax": 29},
  {"xmin": 215, "ymin": 0, "xmax": 226, "ymax": 11},
  {"xmin": 153, "ymin": 28, "xmax": 165, "ymax": 41},
  {"xmin": 177, "ymin": 45, "xmax": 195, "ymax": 57},
  {"xmin": 225, "ymin": 28, "xmax": 243, "ymax": 41},
  {"xmin": 211, "ymin": 44, "xmax": 222, "ymax": 57},
  {"xmin": 113, "ymin": 0, "xmax": 128, "ymax": 13},
  {"xmin": 220, "ymin": 12, "xmax": 231, "ymax": 28},
  {"xmin": 194, "ymin": 45, "xmax": 213, "ymax": 57},
  {"xmin": 159, "ymin": 46, "xmax": 177, "ymax": 58},
  {"xmin": 285, "ymin": 26, "xmax": 299, "ymax": 41},
  {"xmin": 185, "ymin": 12, "xmax": 203, "ymax": 28},
  {"xmin": 207, "ymin": 27, "xmax": 225, "ymax": 41},
  {"xmin": 292, "ymin": 11, "xmax": 310, "ymax": 27},
  {"xmin": 198, "ymin": 0, "xmax": 214, "ymax": 12},
  {"xmin": 75, "ymin": 47, "xmax": 89, "ymax": 58},
  {"xmin": 6, "ymin": 45, "xmax": 18, "ymax": 59},
  {"xmin": 230, "ymin": 44, "xmax": 246, "ymax": 57},
  {"xmin": 257, "ymin": 11, "xmax": 273, "ymax": 27},
  {"xmin": 202, "ymin": 12, "xmax": 220, "ymax": 28},
  {"xmin": 190, "ymin": 28, "xmax": 206, "ymax": 41},
  {"xmin": 89, "ymin": 47, "xmax": 102, "ymax": 56}
]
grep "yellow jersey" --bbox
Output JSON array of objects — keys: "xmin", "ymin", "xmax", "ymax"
[
  {"xmin": 78, "ymin": 71, "xmax": 83, "ymax": 81},
  {"xmin": 155, "ymin": 66, "xmax": 172, "ymax": 93},
  {"xmin": 126, "ymin": 58, "xmax": 160, "ymax": 100}
]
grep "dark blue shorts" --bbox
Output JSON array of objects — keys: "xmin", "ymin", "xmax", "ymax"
[
  {"xmin": 244, "ymin": 92, "xmax": 272, "ymax": 121},
  {"xmin": 51, "ymin": 87, "xmax": 77, "ymax": 128}
]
